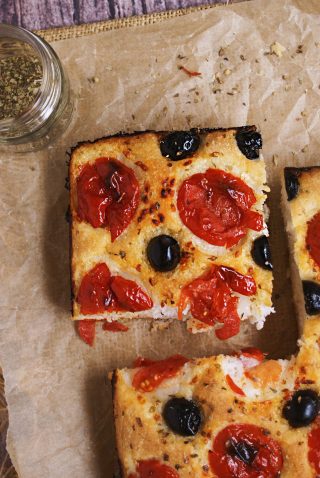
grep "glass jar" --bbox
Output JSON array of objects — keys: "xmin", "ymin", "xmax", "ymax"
[{"xmin": 0, "ymin": 24, "xmax": 74, "ymax": 153}]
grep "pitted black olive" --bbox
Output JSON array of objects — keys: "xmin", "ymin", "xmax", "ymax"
[
  {"xmin": 283, "ymin": 389, "xmax": 319, "ymax": 428},
  {"xmin": 284, "ymin": 167, "xmax": 316, "ymax": 201},
  {"xmin": 235, "ymin": 127, "xmax": 262, "ymax": 160},
  {"xmin": 251, "ymin": 235, "xmax": 273, "ymax": 270},
  {"xmin": 163, "ymin": 397, "xmax": 202, "ymax": 436},
  {"xmin": 303, "ymin": 280, "xmax": 320, "ymax": 315},
  {"xmin": 227, "ymin": 439, "xmax": 258, "ymax": 465},
  {"xmin": 147, "ymin": 235, "xmax": 180, "ymax": 272},
  {"xmin": 160, "ymin": 131, "xmax": 200, "ymax": 161},
  {"xmin": 284, "ymin": 167, "xmax": 301, "ymax": 201}
]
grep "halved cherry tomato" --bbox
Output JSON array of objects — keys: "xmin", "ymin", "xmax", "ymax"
[
  {"xmin": 177, "ymin": 168, "xmax": 263, "ymax": 248},
  {"xmin": 77, "ymin": 263, "xmax": 153, "ymax": 316},
  {"xmin": 226, "ymin": 374, "xmax": 245, "ymax": 396},
  {"xmin": 77, "ymin": 157, "xmax": 140, "ymax": 241},
  {"xmin": 244, "ymin": 360, "xmax": 282, "ymax": 387},
  {"xmin": 77, "ymin": 263, "xmax": 114, "ymax": 315},
  {"xmin": 77, "ymin": 320, "xmax": 96, "ymax": 346},
  {"xmin": 178, "ymin": 265, "xmax": 256, "ymax": 340},
  {"xmin": 308, "ymin": 426, "xmax": 320, "ymax": 474},
  {"xmin": 133, "ymin": 357, "xmax": 157, "ymax": 368},
  {"xmin": 132, "ymin": 354, "xmax": 188, "ymax": 392},
  {"xmin": 110, "ymin": 276, "xmax": 153, "ymax": 312},
  {"xmin": 216, "ymin": 266, "xmax": 256, "ymax": 296},
  {"xmin": 238, "ymin": 347, "xmax": 265, "ymax": 363},
  {"xmin": 102, "ymin": 321, "xmax": 129, "ymax": 332},
  {"xmin": 209, "ymin": 424, "xmax": 283, "ymax": 478},
  {"xmin": 128, "ymin": 459, "xmax": 179, "ymax": 478},
  {"xmin": 306, "ymin": 211, "xmax": 320, "ymax": 268}
]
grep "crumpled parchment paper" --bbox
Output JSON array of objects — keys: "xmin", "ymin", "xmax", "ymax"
[{"xmin": 1, "ymin": 0, "xmax": 320, "ymax": 476}]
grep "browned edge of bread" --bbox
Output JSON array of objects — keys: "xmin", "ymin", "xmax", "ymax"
[
  {"xmin": 111, "ymin": 370, "xmax": 125, "ymax": 478},
  {"xmin": 282, "ymin": 166, "xmax": 320, "ymax": 333}
]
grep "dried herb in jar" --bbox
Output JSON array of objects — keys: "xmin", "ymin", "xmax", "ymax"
[{"xmin": 0, "ymin": 55, "xmax": 42, "ymax": 120}]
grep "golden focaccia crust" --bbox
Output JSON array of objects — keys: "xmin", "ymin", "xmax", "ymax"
[
  {"xmin": 282, "ymin": 167, "xmax": 320, "ymax": 331},
  {"xmin": 70, "ymin": 128, "xmax": 272, "ymax": 334},
  {"xmin": 112, "ymin": 318, "xmax": 320, "ymax": 478}
]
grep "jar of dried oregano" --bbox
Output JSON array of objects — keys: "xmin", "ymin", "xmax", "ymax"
[{"xmin": 0, "ymin": 24, "xmax": 74, "ymax": 152}]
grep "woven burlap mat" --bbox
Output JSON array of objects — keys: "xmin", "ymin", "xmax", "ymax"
[
  {"xmin": 0, "ymin": 2, "xmax": 247, "ymax": 476},
  {"xmin": 35, "ymin": 3, "xmax": 243, "ymax": 42}
]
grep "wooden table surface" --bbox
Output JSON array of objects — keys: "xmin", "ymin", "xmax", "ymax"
[{"xmin": 0, "ymin": 0, "xmax": 227, "ymax": 30}]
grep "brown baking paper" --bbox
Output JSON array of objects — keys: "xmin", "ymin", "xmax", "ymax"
[{"xmin": 1, "ymin": 0, "xmax": 320, "ymax": 476}]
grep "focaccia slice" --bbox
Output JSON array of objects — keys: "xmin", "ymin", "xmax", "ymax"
[
  {"xmin": 70, "ymin": 127, "xmax": 273, "ymax": 340},
  {"xmin": 112, "ymin": 318, "xmax": 320, "ymax": 478},
  {"xmin": 282, "ymin": 167, "xmax": 320, "ymax": 332}
]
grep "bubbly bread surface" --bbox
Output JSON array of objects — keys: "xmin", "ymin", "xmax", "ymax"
[
  {"xmin": 112, "ymin": 319, "xmax": 320, "ymax": 478},
  {"xmin": 70, "ymin": 128, "xmax": 272, "ymax": 336}
]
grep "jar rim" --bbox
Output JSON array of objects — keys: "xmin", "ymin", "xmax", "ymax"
[{"xmin": 0, "ymin": 23, "xmax": 64, "ymax": 141}]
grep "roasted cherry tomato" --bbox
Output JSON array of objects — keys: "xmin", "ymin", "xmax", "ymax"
[
  {"xmin": 128, "ymin": 459, "xmax": 179, "ymax": 478},
  {"xmin": 77, "ymin": 157, "xmax": 139, "ymax": 241},
  {"xmin": 245, "ymin": 360, "xmax": 282, "ymax": 388},
  {"xmin": 308, "ymin": 426, "xmax": 320, "ymax": 474},
  {"xmin": 306, "ymin": 211, "xmax": 320, "ymax": 269},
  {"xmin": 209, "ymin": 424, "xmax": 283, "ymax": 478},
  {"xmin": 178, "ymin": 265, "xmax": 256, "ymax": 340},
  {"xmin": 77, "ymin": 263, "xmax": 113, "ymax": 315},
  {"xmin": 238, "ymin": 347, "xmax": 265, "ymax": 363},
  {"xmin": 177, "ymin": 168, "xmax": 263, "ymax": 248},
  {"xmin": 226, "ymin": 375, "xmax": 245, "ymax": 396},
  {"xmin": 110, "ymin": 276, "xmax": 153, "ymax": 312},
  {"xmin": 102, "ymin": 321, "xmax": 129, "ymax": 332},
  {"xmin": 133, "ymin": 357, "xmax": 157, "ymax": 368},
  {"xmin": 77, "ymin": 263, "xmax": 152, "ymax": 315},
  {"xmin": 77, "ymin": 320, "xmax": 96, "ymax": 346},
  {"xmin": 132, "ymin": 355, "xmax": 188, "ymax": 392}
]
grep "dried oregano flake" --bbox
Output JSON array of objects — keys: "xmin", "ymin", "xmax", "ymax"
[{"xmin": 0, "ymin": 55, "xmax": 42, "ymax": 120}]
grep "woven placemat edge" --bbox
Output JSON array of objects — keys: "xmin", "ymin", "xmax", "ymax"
[{"xmin": 34, "ymin": 3, "xmax": 222, "ymax": 42}]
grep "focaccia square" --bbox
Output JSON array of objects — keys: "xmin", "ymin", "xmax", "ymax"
[
  {"xmin": 70, "ymin": 127, "xmax": 273, "ymax": 340},
  {"xmin": 112, "ymin": 319, "xmax": 320, "ymax": 478},
  {"xmin": 282, "ymin": 167, "xmax": 320, "ymax": 332}
]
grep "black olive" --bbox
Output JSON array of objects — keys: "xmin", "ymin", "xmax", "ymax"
[
  {"xmin": 303, "ymin": 280, "xmax": 320, "ymax": 315},
  {"xmin": 251, "ymin": 235, "xmax": 273, "ymax": 270},
  {"xmin": 235, "ymin": 127, "xmax": 262, "ymax": 160},
  {"xmin": 147, "ymin": 235, "xmax": 180, "ymax": 272},
  {"xmin": 284, "ymin": 167, "xmax": 316, "ymax": 201},
  {"xmin": 160, "ymin": 131, "xmax": 200, "ymax": 161},
  {"xmin": 227, "ymin": 438, "xmax": 258, "ymax": 465},
  {"xmin": 283, "ymin": 389, "xmax": 319, "ymax": 428},
  {"xmin": 163, "ymin": 397, "xmax": 202, "ymax": 436},
  {"xmin": 284, "ymin": 167, "xmax": 301, "ymax": 201}
]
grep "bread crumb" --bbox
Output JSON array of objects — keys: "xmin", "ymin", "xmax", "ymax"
[
  {"xmin": 270, "ymin": 41, "xmax": 286, "ymax": 57},
  {"xmin": 224, "ymin": 68, "xmax": 231, "ymax": 76},
  {"xmin": 88, "ymin": 76, "xmax": 100, "ymax": 83}
]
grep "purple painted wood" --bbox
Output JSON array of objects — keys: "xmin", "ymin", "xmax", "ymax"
[{"xmin": 0, "ymin": 0, "xmax": 227, "ymax": 30}]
